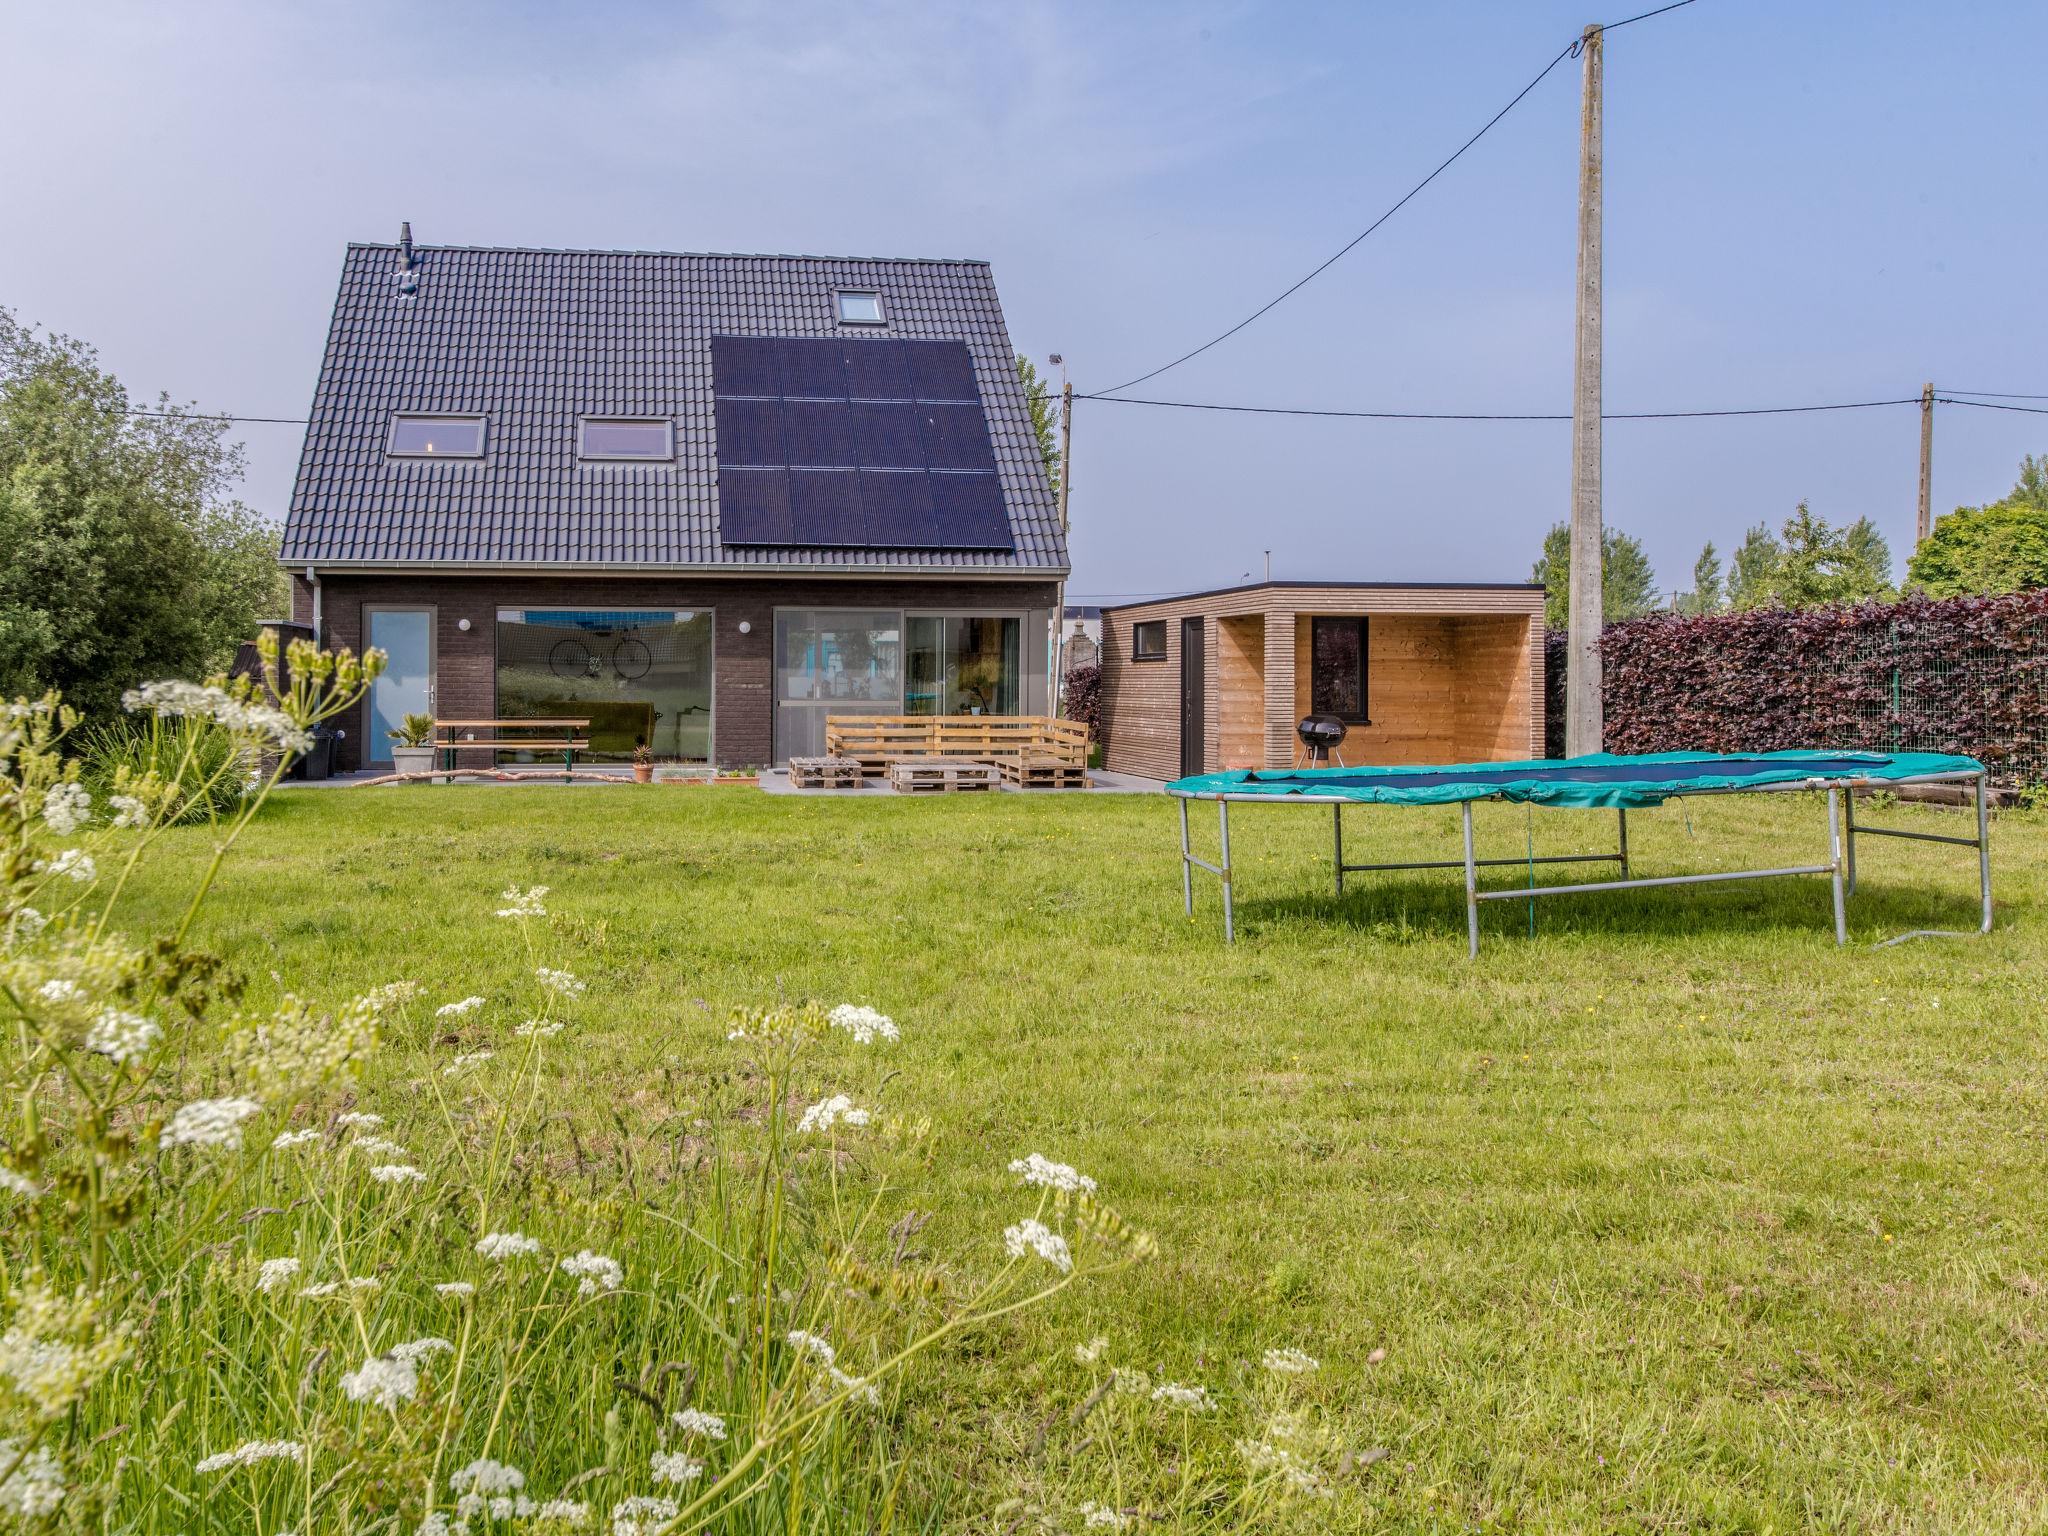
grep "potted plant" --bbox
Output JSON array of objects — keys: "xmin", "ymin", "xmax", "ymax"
[
  {"xmin": 388, "ymin": 713, "xmax": 437, "ymax": 778},
  {"xmin": 631, "ymin": 741, "xmax": 655, "ymax": 784}
]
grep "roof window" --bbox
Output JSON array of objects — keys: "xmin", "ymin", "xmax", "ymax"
[
  {"xmin": 388, "ymin": 414, "xmax": 485, "ymax": 458},
  {"xmin": 836, "ymin": 291, "xmax": 885, "ymax": 325},
  {"xmin": 578, "ymin": 417, "xmax": 675, "ymax": 461}
]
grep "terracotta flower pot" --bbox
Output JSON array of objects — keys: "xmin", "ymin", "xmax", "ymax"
[{"xmin": 633, "ymin": 763, "xmax": 654, "ymax": 783}]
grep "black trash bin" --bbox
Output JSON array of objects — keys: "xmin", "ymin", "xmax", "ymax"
[{"xmin": 298, "ymin": 725, "xmax": 340, "ymax": 781}]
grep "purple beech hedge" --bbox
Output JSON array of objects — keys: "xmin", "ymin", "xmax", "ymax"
[{"xmin": 1542, "ymin": 591, "xmax": 2048, "ymax": 783}]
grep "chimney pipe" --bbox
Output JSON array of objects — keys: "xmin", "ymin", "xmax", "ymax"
[{"xmin": 399, "ymin": 222, "xmax": 414, "ymax": 271}]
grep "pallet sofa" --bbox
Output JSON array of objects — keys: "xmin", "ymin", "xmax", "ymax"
[{"xmin": 822, "ymin": 715, "xmax": 1091, "ymax": 791}]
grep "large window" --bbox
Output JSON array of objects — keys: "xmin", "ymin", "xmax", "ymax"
[
  {"xmin": 905, "ymin": 616, "xmax": 1019, "ymax": 716},
  {"xmin": 496, "ymin": 609, "xmax": 712, "ymax": 761},
  {"xmin": 1309, "ymin": 616, "xmax": 1370, "ymax": 723},
  {"xmin": 774, "ymin": 610, "xmax": 902, "ymax": 760},
  {"xmin": 388, "ymin": 415, "xmax": 485, "ymax": 457}
]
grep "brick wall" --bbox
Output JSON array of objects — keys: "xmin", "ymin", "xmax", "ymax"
[{"xmin": 293, "ymin": 573, "xmax": 1057, "ymax": 770}]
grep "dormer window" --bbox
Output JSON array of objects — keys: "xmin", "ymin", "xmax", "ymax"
[
  {"xmin": 578, "ymin": 417, "xmax": 675, "ymax": 461},
  {"xmin": 388, "ymin": 414, "xmax": 485, "ymax": 457},
  {"xmin": 835, "ymin": 291, "xmax": 885, "ymax": 325}
]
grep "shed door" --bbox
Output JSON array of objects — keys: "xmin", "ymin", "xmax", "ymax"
[{"xmin": 1179, "ymin": 616, "xmax": 1205, "ymax": 778}]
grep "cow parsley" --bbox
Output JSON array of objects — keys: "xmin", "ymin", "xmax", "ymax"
[
  {"xmin": 535, "ymin": 967, "xmax": 585, "ymax": 999},
  {"xmin": 495, "ymin": 886, "xmax": 549, "ymax": 919},
  {"xmin": 1262, "ymin": 1346, "xmax": 1319, "ymax": 1376},
  {"xmin": 827, "ymin": 1003, "xmax": 898, "ymax": 1043},
  {"xmin": 475, "ymin": 1231, "xmax": 542, "ymax": 1261},
  {"xmin": 161, "ymin": 1097, "xmax": 263, "ymax": 1151},
  {"xmin": 450, "ymin": 1457, "xmax": 524, "ymax": 1495},
  {"xmin": 339, "ymin": 1353, "xmax": 418, "ymax": 1410},
  {"xmin": 560, "ymin": 1251, "xmax": 623, "ymax": 1296},
  {"xmin": 41, "ymin": 783, "xmax": 91, "ymax": 836},
  {"xmin": 370, "ymin": 1164, "xmax": 426, "ymax": 1184},
  {"xmin": 670, "ymin": 1407, "xmax": 727, "ymax": 1440},
  {"xmin": 1009, "ymin": 1153, "xmax": 1097, "ymax": 1194},
  {"xmin": 435, "ymin": 996, "xmax": 485, "ymax": 1019},
  {"xmin": 255, "ymin": 1258, "xmax": 302, "ymax": 1293},
  {"xmin": 649, "ymin": 1451, "xmax": 703, "ymax": 1486},
  {"xmin": 1003, "ymin": 1218, "xmax": 1073, "ymax": 1273},
  {"xmin": 85, "ymin": 1008, "xmax": 159, "ymax": 1064},
  {"xmin": 796, "ymin": 1094, "xmax": 870, "ymax": 1134}
]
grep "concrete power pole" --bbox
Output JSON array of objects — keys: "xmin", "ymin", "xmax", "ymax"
[
  {"xmin": 1050, "ymin": 363, "xmax": 1074, "ymax": 713},
  {"xmin": 1565, "ymin": 22, "xmax": 1605, "ymax": 758},
  {"xmin": 1917, "ymin": 381, "xmax": 1934, "ymax": 546}
]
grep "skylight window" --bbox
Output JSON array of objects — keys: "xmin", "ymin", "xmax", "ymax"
[
  {"xmin": 388, "ymin": 415, "xmax": 485, "ymax": 457},
  {"xmin": 578, "ymin": 417, "xmax": 675, "ymax": 461},
  {"xmin": 835, "ymin": 291, "xmax": 885, "ymax": 325}
]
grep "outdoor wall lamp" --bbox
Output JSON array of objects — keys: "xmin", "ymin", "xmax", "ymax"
[
  {"xmin": 737, "ymin": 621, "xmax": 752, "ymax": 634},
  {"xmin": 457, "ymin": 618, "xmax": 472, "ymax": 631}
]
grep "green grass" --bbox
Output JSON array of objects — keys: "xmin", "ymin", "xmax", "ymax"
[{"xmin": 114, "ymin": 783, "xmax": 2048, "ymax": 1532}]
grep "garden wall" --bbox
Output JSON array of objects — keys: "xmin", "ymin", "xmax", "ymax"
[{"xmin": 1544, "ymin": 592, "xmax": 2048, "ymax": 783}]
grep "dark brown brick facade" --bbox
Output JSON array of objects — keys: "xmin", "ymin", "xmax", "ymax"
[{"xmin": 292, "ymin": 573, "xmax": 1057, "ymax": 770}]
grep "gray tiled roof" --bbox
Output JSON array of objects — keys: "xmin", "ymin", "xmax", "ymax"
[{"xmin": 280, "ymin": 243, "xmax": 1067, "ymax": 573}]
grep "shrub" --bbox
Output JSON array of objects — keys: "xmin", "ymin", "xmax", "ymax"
[
  {"xmin": 75, "ymin": 713, "xmax": 250, "ymax": 825},
  {"xmin": 1063, "ymin": 660, "xmax": 1102, "ymax": 744}
]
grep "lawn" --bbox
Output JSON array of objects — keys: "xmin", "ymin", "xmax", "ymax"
[{"xmin": 112, "ymin": 782, "xmax": 2048, "ymax": 1532}]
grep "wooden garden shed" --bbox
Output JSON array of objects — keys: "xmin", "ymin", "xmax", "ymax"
[{"xmin": 1097, "ymin": 581, "xmax": 1546, "ymax": 780}]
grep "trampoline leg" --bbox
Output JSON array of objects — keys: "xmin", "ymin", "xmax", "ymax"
[
  {"xmin": 1617, "ymin": 807, "xmax": 1630, "ymax": 879},
  {"xmin": 1461, "ymin": 800, "xmax": 1480, "ymax": 959},
  {"xmin": 1977, "ymin": 772, "xmax": 1994, "ymax": 934},
  {"xmin": 1843, "ymin": 789, "xmax": 1857, "ymax": 896},
  {"xmin": 1334, "ymin": 803, "xmax": 1344, "ymax": 896},
  {"xmin": 1179, "ymin": 798, "xmax": 1194, "ymax": 917},
  {"xmin": 1827, "ymin": 787, "xmax": 1847, "ymax": 945},
  {"xmin": 1219, "ymin": 799, "xmax": 1235, "ymax": 944}
]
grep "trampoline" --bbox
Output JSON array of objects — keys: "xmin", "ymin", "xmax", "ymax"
[{"xmin": 1166, "ymin": 750, "xmax": 1992, "ymax": 954}]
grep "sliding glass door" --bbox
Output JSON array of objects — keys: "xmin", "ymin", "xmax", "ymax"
[
  {"xmin": 905, "ymin": 616, "xmax": 1020, "ymax": 717},
  {"xmin": 774, "ymin": 610, "xmax": 903, "ymax": 760}
]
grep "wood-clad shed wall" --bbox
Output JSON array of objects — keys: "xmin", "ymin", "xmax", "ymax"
[{"xmin": 1099, "ymin": 584, "xmax": 1543, "ymax": 780}]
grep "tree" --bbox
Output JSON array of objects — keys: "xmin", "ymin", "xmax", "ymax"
[
  {"xmin": 2009, "ymin": 452, "xmax": 2047, "ymax": 511},
  {"xmin": 1908, "ymin": 500, "xmax": 2048, "ymax": 596},
  {"xmin": 1729, "ymin": 501, "xmax": 1893, "ymax": 611},
  {"xmin": 1015, "ymin": 354, "xmax": 1061, "ymax": 503},
  {"xmin": 1674, "ymin": 541, "xmax": 1724, "ymax": 616},
  {"xmin": 0, "ymin": 310, "xmax": 287, "ymax": 717},
  {"xmin": 1530, "ymin": 521, "xmax": 1659, "ymax": 629}
]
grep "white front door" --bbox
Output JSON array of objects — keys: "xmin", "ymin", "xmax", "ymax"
[{"xmin": 365, "ymin": 607, "xmax": 435, "ymax": 765}]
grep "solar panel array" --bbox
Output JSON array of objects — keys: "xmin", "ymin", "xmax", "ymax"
[{"xmin": 713, "ymin": 336, "xmax": 1013, "ymax": 550}]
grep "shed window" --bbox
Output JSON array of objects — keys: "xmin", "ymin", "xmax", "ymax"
[
  {"xmin": 388, "ymin": 415, "xmax": 485, "ymax": 457},
  {"xmin": 579, "ymin": 417, "xmax": 674, "ymax": 461},
  {"xmin": 1132, "ymin": 620, "xmax": 1167, "ymax": 661},
  {"xmin": 1309, "ymin": 617, "xmax": 1370, "ymax": 723},
  {"xmin": 836, "ymin": 291, "xmax": 885, "ymax": 325}
]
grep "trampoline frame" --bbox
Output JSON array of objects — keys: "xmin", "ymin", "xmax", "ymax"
[{"xmin": 1170, "ymin": 767, "xmax": 1992, "ymax": 955}]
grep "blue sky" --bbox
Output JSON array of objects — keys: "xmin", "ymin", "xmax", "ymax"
[{"xmin": 2, "ymin": 0, "xmax": 2042, "ymax": 602}]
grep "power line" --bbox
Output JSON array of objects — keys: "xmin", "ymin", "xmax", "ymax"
[
  {"xmin": 1937, "ymin": 388, "xmax": 2048, "ymax": 402},
  {"xmin": 1091, "ymin": 0, "xmax": 1701, "ymax": 399},
  {"xmin": 1073, "ymin": 392, "xmax": 1921, "ymax": 422},
  {"xmin": 126, "ymin": 407, "xmax": 307, "ymax": 425},
  {"xmin": 1938, "ymin": 396, "xmax": 2048, "ymax": 417}
]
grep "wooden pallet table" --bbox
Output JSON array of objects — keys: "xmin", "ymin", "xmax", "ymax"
[
  {"xmin": 887, "ymin": 758, "xmax": 999, "ymax": 794},
  {"xmin": 1002, "ymin": 754, "xmax": 1089, "ymax": 789},
  {"xmin": 787, "ymin": 755, "xmax": 865, "ymax": 789}
]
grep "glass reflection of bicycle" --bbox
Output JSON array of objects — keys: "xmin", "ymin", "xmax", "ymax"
[{"xmin": 549, "ymin": 634, "xmax": 652, "ymax": 683}]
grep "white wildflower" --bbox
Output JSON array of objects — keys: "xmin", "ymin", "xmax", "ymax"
[
  {"xmin": 297, "ymin": 1282, "xmax": 338, "ymax": 1298},
  {"xmin": 827, "ymin": 1364, "xmax": 881, "ymax": 1406},
  {"xmin": 339, "ymin": 1354, "xmax": 418, "ymax": 1410},
  {"xmin": 611, "ymin": 1496, "xmax": 678, "ymax": 1536},
  {"xmin": 346, "ymin": 1276, "xmax": 381, "ymax": 1291},
  {"xmin": 785, "ymin": 1330, "xmax": 835, "ymax": 1365},
  {"xmin": 649, "ymin": 1451, "xmax": 703, "ymax": 1486},
  {"xmin": 85, "ymin": 1008, "xmax": 159, "ymax": 1064},
  {"xmin": 535, "ymin": 967, "xmax": 585, "ymax": 999},
  {"xmin": 795, "ymin": 1094, "xmax": 870, "ymax": 1134},
  {"xmin": 1151, "ymin": 1381, "xmax": 1214, "ymax": 1412},
  {"xmin": 255, "ymin": 1258, "xmax": 302, "ymax": 1293},
  {"xmin": 121, "ymin": 678, "xmax": 312, "ymax": 754},
  {"xmin": 370, "ymin": 1164, "xmax": 427, "ymax": 1185},
  {"xmin": 1009, "ymin": 1153, "xmax": 1097, "ymax": 1194},
  {"xmin": 1075, "ymin": 1336, "xmax": 1109, "ymax": 1364},
  {"xmin": 3, "ymin": 908, "xmax": 48, "ymax": 948},
  {"xmin": 475, "ymin": 1231, "xmax": 543, "ymax": 1261},
  {"xmin": 670, "ymin": 1407, "xmax": 727, "ymax": 1440},
  {"xmin": 1003, "ymin": 1217, "xmax": 1073, "ymax": 1273},
  {"xmin": 195, "ymin": 1439, "xmax": 304, "ymax": 1474},
  {"xmin": 360, "ymin": 980, "xmax": 421, "ymax": 1012},
  {"xmin": 335, "ymin": 1111, "xmax": 384, "ymax": 1130},
  {"xmin": 514, "ymin": 1018, "xmax": 564, "ymax": 1038},
  {"xmin": 391, "ymin": 1337, "xmax": 453, "ymax": 1364},
  {"xmin": 495, "ymin": 886, "xmax": 549, "ymax": 919},
  {"xmin": 827, "ymin": 1003, "xmax": 898, "ymax": 1044},
  {"xmin": 434, "ymin": 996, "xmax": 485, "ymax": 1019},
  {"xmin": 161, "ymin": 1096, "xmax": 262, "ymax": 1151},
  {"xmin": 41, "ymin": 783, "xmax": 91, "ymax": 836},
  {"xmin": 41, "ymin": 850, "xmax": 95, "ymax": 884},
  {"xmin": 536, "ymin": 1499, "xmax": 589, "ymax": 1523},
  {"xmin": 450, "ymin": 1457, "xmax": 524, "ymax": 1495},
  {"xmin": 351, "ymin": 1135, "xmax": 409, "ymax": 1158},
  {"xmin": 1262, "ymin": 1347, "xmax": 1319, "ymax": 1376},
  {"xmin": 34, "ymin": 979, "xmax": 84, "ymax": 1008},
  {"xmin": 1079, "ymin": 1504, "xmax": 1131, "ymax": 1530},
  {"xmin": 0, "ymin": 1168, "xmax": 41, "ymax": 1199},
  {"xmin": 108, "ymin": 794, "xmax": 151, "ymax": 829},
  {"xmin": 0, "ymin": 1440, "xmax": 65, "ymax": 1518},
  {"xmin": 0, "ymin": 1282, "xmax": 129, "ymax": 1418},
  {"xmin": 434, "ymin": 1281, "xmax": 476, "ymax": 1299},
  {"xmin": 272, "ymin": 1127, "xmax": 322, "ymax": 1150},
  {"xmin": 560, "ymin": 1251, "xmax": 623, "ymax": 1297},
  {"xmin": 442, "ymin": 1050, "xmax": 493, "ymax": 1076}
]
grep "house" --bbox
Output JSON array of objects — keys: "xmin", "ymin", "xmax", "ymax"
[
  {"xmin": 1097, "ymin": 581, "xmax": 1545, "ymax": 780},
  {"xmin": 280, "ymin": 230, "xmax": 1067, "ymax": 770}
]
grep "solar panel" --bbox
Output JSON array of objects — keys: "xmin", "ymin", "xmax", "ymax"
[
  {"xmin": 929, "ymin": 473, "xmax": 1014, "ymax": 549},
  {"xmin": 717, "ymin": 468, "xmax": 793, "ymax": 544},
  {"xmin": 858, "ymin": 471, "xmax": 940, "ymax": 547},
  {"xmin": 903, "ymin": 339, "xmax": 980, "ymax": 401},
  {"xmin": 788, "ymin": 469, "xmax": 867, "ymax": 546},
  {"xmin": 776, "ymin": 338, "xmax": 846, "ymax": 400},
  {"xmin": 713, "ymin": 398, "xmax": 786, "ymax": 468},
  {"xmin": 840, "ymin": 339, "xmax": 912, "ymax": 400},
  {"xmin": 780, "ymin": 399, "xmax": 855, "ymax": 467},
  {"xmin": 916, "ymin": 402, "xmax": 997, "ymax": 471},
  {"xmin": 710, "ymin": 335, "xmax": 779, "ymax": 397},
  {"xmin": 850, "ymin": 402, "xmax": 925, "ymax": 469}
]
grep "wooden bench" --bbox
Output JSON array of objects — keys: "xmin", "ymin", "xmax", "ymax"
[
  {"xmin": 436, "ymin": 718, "xmax": 591, "ymax": 778},
  {"xmin": 825, "ymin": 715, "xmax": 1090, "ymax": 786}
]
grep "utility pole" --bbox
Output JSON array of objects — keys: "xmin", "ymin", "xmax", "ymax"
[
  {"xmin": 1917, "ymin": 381, "xmax": 1934, "ymax": 546},
  {"xmin": 1264, "ymin": 550, "xmax": 1271, "ymax": 583},
  {"xmin": 1050, "ymin": 359, "xmax": 1074, "ymax": 713},
  {"xmin": 1565, "ymin": 21, "xmax": 1604, "ymax": 758}
]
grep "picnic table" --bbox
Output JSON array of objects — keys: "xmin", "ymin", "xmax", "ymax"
[{"xmin": 436, "ymin": 718, "xmax": 591, "ymax": 779}]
